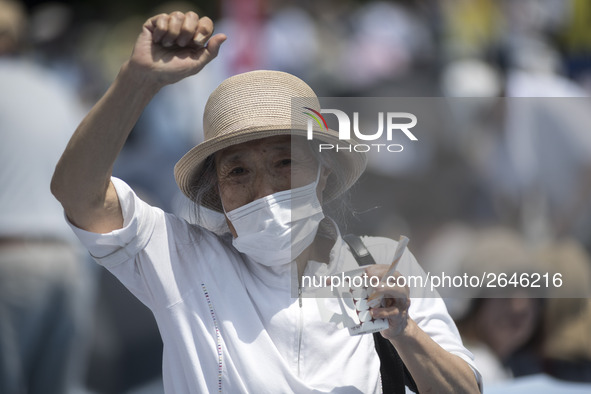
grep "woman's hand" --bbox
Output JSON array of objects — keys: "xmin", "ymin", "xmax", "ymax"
[
  {"xmin": 127, "ymin": 11, "xmax": 226, "ymax": 87},
  {"xmin": 364, "ymin": 265, "xmax": 480, "ymax": 393},
  {"xmin": 364, "ymin": 265, "xmax": 411, "ymax": 340}
]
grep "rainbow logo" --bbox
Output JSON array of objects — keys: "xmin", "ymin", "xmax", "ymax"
[{"xmin": 303, "ymin": 107, "xmax": 328, "ymax": 131}]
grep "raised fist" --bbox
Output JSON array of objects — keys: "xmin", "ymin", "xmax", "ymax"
[{"xmin": 128, "ymin": 11, "xmax": 226, "ymax": 86}]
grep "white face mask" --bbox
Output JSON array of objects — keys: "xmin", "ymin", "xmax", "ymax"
[{"xmin": 224, "ymin": 167, "xmax": 325, "ymax": 266}]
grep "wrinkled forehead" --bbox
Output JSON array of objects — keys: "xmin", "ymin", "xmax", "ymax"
[{"xmin": 214, "ymin": 135, "xmax": 313, "ymax": 164}]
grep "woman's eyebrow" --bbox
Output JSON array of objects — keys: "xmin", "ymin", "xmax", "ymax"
[
  {"xmin": 217, "ymin": 149, "xmax": 246, "ymax": 164},
  {"xmin": 218, "ymin": 155, "xmax": 244, "ymax": 169},
  {"xmin": 217, "ymin": 142, "xmax": 294, "ymax": 166},
  {"xmin": 268, "ymin": 146, "xmax": 292, "ymax": 156}
]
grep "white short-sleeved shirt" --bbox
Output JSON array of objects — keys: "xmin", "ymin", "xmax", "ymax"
[{"xmin": 69, "ymin": 177, "xmax": 480, "ymax": 393}]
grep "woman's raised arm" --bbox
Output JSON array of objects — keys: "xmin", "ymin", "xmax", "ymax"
[{"xmin": 51, "ymin": 12, "xmax": 225, "ymax": 233}]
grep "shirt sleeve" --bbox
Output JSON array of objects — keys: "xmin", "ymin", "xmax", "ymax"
[{"xmin": 66, "ymin": 177, "xmax": 159, "ymax": 306}]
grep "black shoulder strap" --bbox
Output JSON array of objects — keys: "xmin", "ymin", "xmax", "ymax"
[
  {"xmin": 342, "ymin": 234, "xmax": 419, "ymax": 394},
  {"xmin": 342, "ymin": 234, "xmax": 377, "ymax": 266}
]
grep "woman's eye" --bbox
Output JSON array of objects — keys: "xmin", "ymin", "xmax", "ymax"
[{"xmin": 229, "ymin": 167, "xmax": 245, "ymax": 175}]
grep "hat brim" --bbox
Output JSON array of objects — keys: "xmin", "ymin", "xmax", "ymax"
[{"xmin": 174, "ymin": 125, "xmax": 367, "ymax": 212}]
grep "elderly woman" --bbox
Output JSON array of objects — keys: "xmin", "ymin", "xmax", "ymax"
[{"xmin": 51, "ymin": 12, "xmax": 480, "ymax": 393}]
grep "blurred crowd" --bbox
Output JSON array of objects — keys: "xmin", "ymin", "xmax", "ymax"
[{"xmin": 2, "ymin": 0, "xmax": 591, "ymax": 392}]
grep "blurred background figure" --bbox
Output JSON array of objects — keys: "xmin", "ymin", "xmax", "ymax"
[
  {"xmin": 422, "ymin": 226, "xmax": 544, "ymax": 387},
  {"xmin": 536, "ymin": 239, "xmax": 591, "ymax": 382},
  {"xmin": 421, "ymin": 224, "xmax": 591, "ymax": 391},
  {"xmin": 485, "ymin": 237, "xmax": 591, "ymax": 393},
  {"xmin": 439, "ymin": 0, "xmax": 591, "ymax": 252},
  {"xmin": 0, "ymin": 0, "xmax": 95, "ymax": 393}
]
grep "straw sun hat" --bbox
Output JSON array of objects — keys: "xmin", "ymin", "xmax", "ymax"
[{"xmin": 174, "ymin": 70, "xmax": 367, "ymax": 212}]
